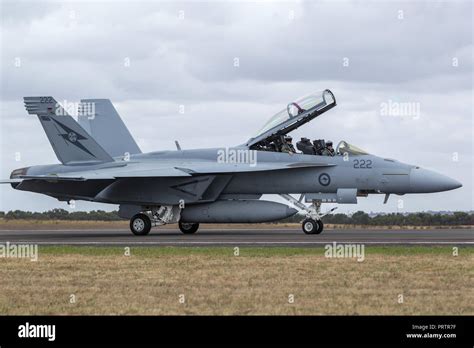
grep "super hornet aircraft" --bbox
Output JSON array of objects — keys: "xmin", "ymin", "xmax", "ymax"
[{"xmin": 3, "ymin": 90, "xmax": 462, "ymax": 235}]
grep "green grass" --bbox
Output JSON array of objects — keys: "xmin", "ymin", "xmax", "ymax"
[{"xmin": 38, "ymin": 245, "xmax": 474, "ymax": 257}]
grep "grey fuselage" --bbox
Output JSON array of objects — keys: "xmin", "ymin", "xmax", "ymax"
[{"xmin": 12, "ymin": 146, "xmax": 462, "ymax": 206}]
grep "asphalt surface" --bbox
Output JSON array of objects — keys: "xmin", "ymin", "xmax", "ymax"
[{"xmin": 0, "ymin": 227, "xmax": 472, "ymax": 246}]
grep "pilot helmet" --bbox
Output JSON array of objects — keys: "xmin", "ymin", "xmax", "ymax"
[
  {"xmin": 284, "ymin": 135, "xmax": 293, "ymax": 142},
  {"xmin": 326, "ymin": 140, "xmax": 333, "ymax": 147}
]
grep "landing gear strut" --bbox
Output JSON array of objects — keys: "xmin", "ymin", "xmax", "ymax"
[{"xmin": 279, "ymin": 194, "xmax": 335, "ymax": 235}]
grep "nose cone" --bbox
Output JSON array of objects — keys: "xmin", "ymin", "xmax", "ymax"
[{"xmin": 410, "ymin": 168, "xmax": 462, "ymax": 193}]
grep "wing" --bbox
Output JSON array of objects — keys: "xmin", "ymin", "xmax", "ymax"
[
  {"xmin": 172, "ymin": 161, "xmax": 336, "ymax": 175},
  {"xmin": 1, "ymin": 160, "xmax": 334, "ymax": 184}
]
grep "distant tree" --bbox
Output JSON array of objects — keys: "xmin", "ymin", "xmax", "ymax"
[{"xmin": 351, "ymin": 211, "xmax": 370, "ymax": 225}]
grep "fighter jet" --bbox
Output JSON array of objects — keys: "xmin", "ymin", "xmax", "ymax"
[{"xmin": 2, "ymin": 90, "xmax": 462, "ymax": 235}]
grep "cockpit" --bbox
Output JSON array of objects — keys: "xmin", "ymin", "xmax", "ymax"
[
  {"xmin": 247, "ymin": 89, "xmax": 369, "ymax": 157},
  {"xmin": 286, "ymin": 137, "xmax": 370, "ymax": 157},
  {"xmin": 295, "ymin": 139, "xmax": 370, "ymax": 156}
]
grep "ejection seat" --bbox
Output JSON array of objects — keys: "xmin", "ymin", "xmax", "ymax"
[
  {"xmin": 296, "ymin": 138, "xmax": 315, "ymax": 155},
  {"xmin": 313, "ymin": 139, "xmax": 326, "ymax": 155}
]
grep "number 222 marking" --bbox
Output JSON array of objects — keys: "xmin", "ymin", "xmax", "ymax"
[{"xmin": 353, "ymin": 159, "xmax": 372, "ymax": 169}]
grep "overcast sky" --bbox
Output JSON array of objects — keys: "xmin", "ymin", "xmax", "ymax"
[{"xmin": 0, "ymin": 0, "xmax": 472, "ymax": 214}]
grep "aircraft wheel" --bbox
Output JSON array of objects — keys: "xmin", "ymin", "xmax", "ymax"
[
  {"xmin": 316, "ymin": 220, "xmax": 324, "ymax": 234},
  {"xmin": 179, "ymin": 222, "xmax": 199, "ymax": 234},
  {"xmin": 302, "ymin": 218, "xmax": 323, "ymax": 235},
  {"xmin": 130, "ymin": 213, "xmax": 152, "ymax": 236}
]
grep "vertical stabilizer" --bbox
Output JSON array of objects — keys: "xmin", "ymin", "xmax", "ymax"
[
  {"xmin": 24, "ymin": 96, "xmax": 114, "ymax": 165},
  {"xmin": 78, "ymin": 99, "xmax": 142, "ymax": 158}
]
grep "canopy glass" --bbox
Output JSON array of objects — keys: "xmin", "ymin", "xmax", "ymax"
[
  {"xmin": 254, "ymin": 90, "xmax": 335, "ymax": 138},
  {"xmin": 336, "ymin": 141, "xmax": 370, "ymax": 155}
]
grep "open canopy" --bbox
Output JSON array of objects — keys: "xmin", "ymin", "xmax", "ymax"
[{"xmin": 247, "ymin": 89, "xmax": 336, "ymax": 147}]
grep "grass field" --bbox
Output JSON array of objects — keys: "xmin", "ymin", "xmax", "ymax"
[{"xmin": 0, "ymin": 246, "xmax": 472, "ymax": 315}]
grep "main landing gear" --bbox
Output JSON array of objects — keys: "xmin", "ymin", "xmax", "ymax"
[
  {"xmin": 279, "ymin": 194, "xmax": 336, "ymax": 235},
  {"xmin": 129, "ymin": 206, "xmax": 182, "ymax": 236},
  {"xmin": 129, "ymin": 214, "xmax": 200, "ymax": 235},
  {"xmin": 129, "ymin": 206, "xmax": 201, "ymax": 236},
  {"xmin": 130, "ymin": 213, "xmax": 152, "ymax": 236},
  {"xmin": 178, "ymin": 222, "xmax": 200, "ymax": 234}
]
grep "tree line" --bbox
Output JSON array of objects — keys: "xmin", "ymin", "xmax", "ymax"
[
  {"xmin": 0, "ymin": 209, "xmax": 472, "ymax": 226},
  {"xmin": 0, "ymin": 209, "xmax": 121, "ymax": 221},
  {"xmin": 289, "ymin": 211, "xmax": 473, "ymax": 226}
]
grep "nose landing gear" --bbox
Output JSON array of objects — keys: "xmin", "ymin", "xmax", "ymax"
[{"xmin": 302, "ymin": 218, "xmax": 324, "ymax": 234}]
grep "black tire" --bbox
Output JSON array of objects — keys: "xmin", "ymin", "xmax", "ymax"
[
  {"xmin": 179, "ymin": 222, "xmax": 199, "ymax": 234},
  {"xmin": 302, "ymin": 218, "xmax": 323, "ymax": 235},
  {"xmin": 130, "ymin": 213, "xmax": 152, "ymax": 236},
  {"xmin": 316, "ymin": 220, "xmax": 324, "ymax": 234}
]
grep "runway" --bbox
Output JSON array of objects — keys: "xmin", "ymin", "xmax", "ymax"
[{"xmin": 0, "ymin": 227, "xmax": 472, "ymax": 246}]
